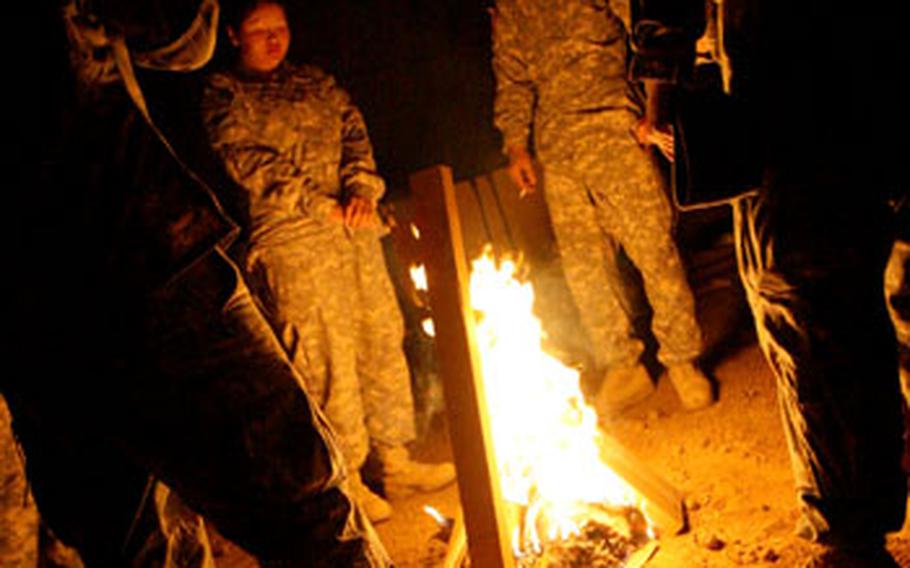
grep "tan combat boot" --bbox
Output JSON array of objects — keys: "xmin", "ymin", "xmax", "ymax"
[
  {"xmin": 377, "ymin": 445, "xmax": 456, "ymax": 497},
  {"xmin": 348, "ymin": 474, "xmax": 392, "ymax": 524},
  {"xmin": 595, "ymin": 364, "xmax": 655, "ymax": 415},
  {"xmin": 666, "ymin": 362, "xmax": 714, "ymax": 410}
]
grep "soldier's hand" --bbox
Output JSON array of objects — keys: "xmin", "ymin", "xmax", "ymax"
[
  {"xmin": 344, "ymin": 196, "xmax": 379, "ymax": 229},
  {"xmin": 633, "ymin": 119, "xmax": 675, "ymax": 162},
  {"xmin": 506, "ymin": 145, "xmax": 538, "ymax": 197}
]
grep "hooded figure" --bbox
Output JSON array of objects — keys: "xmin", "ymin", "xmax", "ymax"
[
  {"xmin": 3, "ymin": 0, "xmax": 389, "ymax": 565},
  {"xmin": 633, "ymin": 1, "xmax": 908, "ymax": 566}
]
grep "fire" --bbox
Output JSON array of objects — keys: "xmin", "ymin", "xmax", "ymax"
[
  {"xmin": 468, "ymin": 249, "xmax": 652, "ymax": 561},
  {"xmin": 408, "ymin": 263, "xmax": 435, "ymax": 337},
  {"xmin": 410, "ymin": 264, "xmax": 428, "ymax": 292}
]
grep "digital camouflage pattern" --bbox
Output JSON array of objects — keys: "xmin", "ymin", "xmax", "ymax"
[
  {"xmin": 492, "ymin": 0, "xmax": 634, "ymax": 164},
  {"xmin": 204, "ymin": 63, "xmax": 416, "ymax": 469},
  {"xmin": 0, "ymin": 394, "xmax": 39, "ymax": 568},
  {"xmin": 543, "ymin": 121, "xmax": 702, "ymax": 369},
  {"xmin": 492, "ymin": 0, "xmax": 702, "ymax": 370},
  {"xmin": 203, "ymin": 63, "xmax": 384, "ymax": 247}
]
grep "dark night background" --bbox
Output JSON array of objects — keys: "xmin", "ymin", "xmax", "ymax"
[{"xmin": 7, "ymin": 1, "xmax": 503, "ymax": 208}]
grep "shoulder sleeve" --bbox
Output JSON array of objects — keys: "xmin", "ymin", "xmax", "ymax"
[{"xmin": 325, "ymin": 73, "xmax": 386, "ymax": 204}]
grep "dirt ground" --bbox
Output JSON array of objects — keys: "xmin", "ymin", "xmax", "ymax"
[
  {"xmin": 363, "ymin": 260, "xmax": 910, "ymax": 568},
  {"xmin": 209, "ymin": 333, "xmax": 910, "ymax": 567},
  {"xmin": 368, "ymin": 342, "xmax": 910, "ymax": 568}
]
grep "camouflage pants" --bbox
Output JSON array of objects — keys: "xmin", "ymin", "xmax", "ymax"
[
  {"xmin": 0, "ymin": 394, "xmax": 39, "ymax": 568},
  {"xmin": 733, "ymin": 194, "xmax": 906, "ymax": 546},
  {"xmin": 541, "ymin": 112, "xmax": 702, "ymax": 370},
  {"xmin": 247, "ymin": 223, "xmax": 416, "ymax": 470}
]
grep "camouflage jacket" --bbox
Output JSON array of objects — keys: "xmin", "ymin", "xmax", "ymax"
[
  {"xmin": 203, "ymin": 63, "xmax": 385, "ymax": 246},
  {"xmin": 492, "ymin": 0, "xmax": 639, "ymax": 157}
]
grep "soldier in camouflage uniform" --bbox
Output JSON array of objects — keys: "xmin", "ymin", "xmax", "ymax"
[
  {"xmin": 203, "ymin": 0, "xmax": 454, "ymax": 523},
  {"xmin": 491, "ymin": 0, "xmax": 713, "ymax": 412}
]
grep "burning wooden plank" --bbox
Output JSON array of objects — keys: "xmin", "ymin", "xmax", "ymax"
[
  {"xmin": 597, "ymin": 434, "xmax": 687, "ymax": 536},
  {"xmin": 410, "ymin": 165, "xmax": 516, "ymax": 568},
  {"xmin": 409, "ymin": 164, "xmax": 686, "ymax": 566}
]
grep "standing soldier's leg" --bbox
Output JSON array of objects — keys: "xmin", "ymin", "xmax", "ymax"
[
  {"xmin": 0, "ymin": 394, "xmax": 39, "ymax": 568},
  {"xmin": 246, "ymin": 230, "xmax": 371, "ymax": 473},
  {"xmin": 351, "ymin": 233, "xmax": 416, "ymax": 452},
  {"xmin": 247, "ymin": 233, "xmax": 394, "ymax": 523},
  {"xmin": 543, "ymin": 170, "xmax": 651, "ymax": 414},
  {"xmin": 351, "ymin": 233, "xmax": 455, "ymax": 497},
  {"xmin": 585, "ymin": 118, "xmax": 710, "ymax": 410},
  {"xmin": 733, "ymin": 195, "xmax": 906, "ymax": 550}
]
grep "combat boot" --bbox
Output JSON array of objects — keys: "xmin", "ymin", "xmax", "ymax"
[
  {"xmin": 595, "ymin": 364, "xmax": 655, "ymax": 415},
  {"xmin": 348, "ymin": 474, "xmax": 392, "ymax": 524},
  {"xmin": 666, "ymin": 362, "xmax": 713, "ymax": 410},
  {"xmin": 376, "ymin": 445, "xmax": 456, "ymax": 497}
]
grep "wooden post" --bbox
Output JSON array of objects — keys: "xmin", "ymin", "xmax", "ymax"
[
  {"xmin": 410, "ymin": 165, "xmax": 515, "ymax": 568},
  {"xmin": 598, "ymin": 433, "xmax": 687, "ymax": 535}
]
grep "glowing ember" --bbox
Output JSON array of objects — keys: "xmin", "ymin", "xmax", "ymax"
[
  {"xmin": 410, "ymin": 222, "xmax": 422, "ymax": 240},
  {"xmin": 468, "ymin": 249, "xmax": 652, "ymax": 564},
  {"xmin": 421, "ymin": 317, "xmax": 436, "ymax": 338}
]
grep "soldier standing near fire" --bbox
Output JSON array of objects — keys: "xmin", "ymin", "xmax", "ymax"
[
  {"xmin": 490, "ymin": 0, "xmax": 713, "ymax": 413},
  {"xmin": 202, "ymin": 0, "xmax": 455, "ymax": 524}
]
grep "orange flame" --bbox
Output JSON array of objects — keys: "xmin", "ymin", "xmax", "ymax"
[{"xmin": 468, "ymin": 249, "xmax": 651, "ymax": 557}]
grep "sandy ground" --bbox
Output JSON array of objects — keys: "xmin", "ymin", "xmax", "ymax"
[
  {"xmin": 367, "ymin": 339, "xmax": 910, "ymax": 568},
  {"xmin": 365, "ymin": 260, "xmax": 910, "ymax": 568},
  {"xmin": 213, "ymin": 333, "xmax": 910, "ymax": 566}
]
